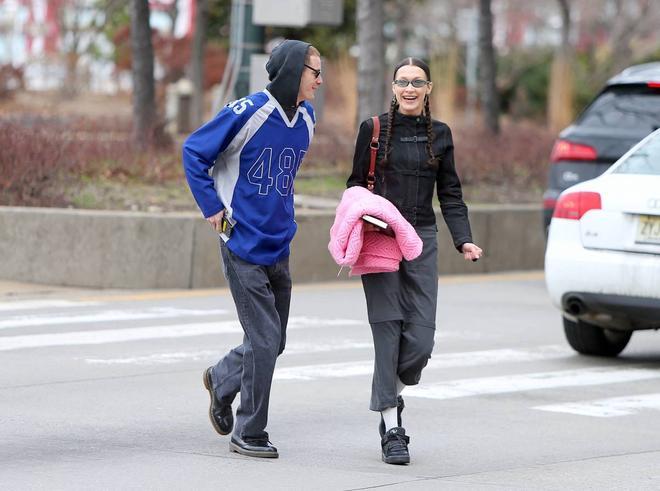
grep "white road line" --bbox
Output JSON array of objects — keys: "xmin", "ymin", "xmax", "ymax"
[
  {"xmin": 1, "ymin": 322, "xmax": 231, "ymax": 351},
  {"xmin": 0, "ymin": 300, "xmax": 101, "ymax": 312},
  {"xmin": 282, "ymin": 341, "xmax": 373, "ymax": 355},
  {"xmin": 0, "ymin": 307, "xmax": 229, "ymax": 330},
  {"xmin": 405, "ymin": 367, "xmax": 660, "ymax": 401},
  {"xmin": 84, "ymin": 341, "xmax": 374, "ymax": 365},
  {"xmin": 0, "ymin": 317, "xmax": 362, "ymax": 351},
  {"xmin": 85, "ymin": 350, "xmax": 219, "ymax": 365},
  {"xmin": 534, "ymin": 393, "xmax": 660, "ymax": 418},
  {"xmin": 273, "ymin": 346, "xmax": 571, "ymax": 380}
]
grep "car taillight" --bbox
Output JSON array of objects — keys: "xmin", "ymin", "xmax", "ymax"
[
  {"xmin": 550, "ymin": 139, "xmax": 597, "ymax": 162},
  {"xmin": 543, "ymin": 197, "xmax": 557, "ymax": 210},
  {"xmin": 552, "ymin": 191, "xmax": 602, "ymax": 220},
  {"xmin": 648, "ymin": 82, "xmax": 660, "ymax": 88}
]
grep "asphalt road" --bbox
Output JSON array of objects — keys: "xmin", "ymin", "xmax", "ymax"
[{"xmin": 1, "ymin": 272, "xmax": 660, "ymax": 490}]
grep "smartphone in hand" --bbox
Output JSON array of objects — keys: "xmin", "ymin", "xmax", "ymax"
[
  {"xmin": 219, "ymin": 211, "xmax": 236, "ymax": 242},
  {"xmin": 362, "ymin": 215, "xmax": 395, "ymax": 237}
]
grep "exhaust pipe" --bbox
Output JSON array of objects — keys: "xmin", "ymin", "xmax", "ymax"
[{"xmin": 565, "ymin": 296, "xmax": 587, "ymax": 316}]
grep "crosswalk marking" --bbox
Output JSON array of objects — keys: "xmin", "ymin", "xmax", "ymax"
[
  {"xmin": 0, "ymin": 307, "xmax": 229, "ymax": 330},
  {"xmin": 3, "ymin": 298, "xmax": 657, "ymax": 421},
  {"xmin": 274, "ymin": 346, "xmax": 570, "ymax": 380},
  {"xmin": 82, "ymin": 345, "xmax": 571, "ymax": 371},
  {"xmin": 0, "ymin": 321, "xmax": 232, "ymax": 351},
  {"xmin": 4, "ymin": 297, "xmax": 659, "ymax": 421},
  {"xmin": 405, "ymin": 367, "xmax": 660, "ymax": 400},
  {"xmin": 0, "ymin": 317, "xmax": 362, "ymax": 351},
  {"xmin": 0, "ymin": 300, "xmax": 101, "ymax": 312},
  {"xmin": 534, "ymin": 393, "xmax": 660, "ymax": 417},
  {"xmin": 84, "ymin": 341, "xmax": 374, "ymax": 365},
  {"xmin": 85, "ymin": 349, "xmax": 219, "ymax": 365}
]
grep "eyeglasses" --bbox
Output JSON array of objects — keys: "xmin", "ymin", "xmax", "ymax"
[
  {"xmin": 304, "ymin": 64, "xmax": 322, "ymax": 79},
  {"xmin": 393, "ymin": 79, "xmax": 430, "ymax": 88}
]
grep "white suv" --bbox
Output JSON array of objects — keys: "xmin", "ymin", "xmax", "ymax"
[{"xmin": 545, "ymin": 128, "xmax": 660, "ymax": 356}]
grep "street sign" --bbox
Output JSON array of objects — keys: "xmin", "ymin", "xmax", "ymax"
[{"xmin": 253, "ymin": 0, "xmax": 342, "ymax": 27}]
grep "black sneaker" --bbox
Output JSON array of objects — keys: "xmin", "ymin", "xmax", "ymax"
[
  {"xmin": 379, "ymin": 395, "xmax": 405, "ymax": 437},
  {"xmin": 203, "ymin": 367, "xmax": 233, "ymax": 435},
  {"xmin": 229, "ymin": 435, "xmax": 279, "ymax": 458},
  {"xmin": 381, "ymin": 427, "xmax": 410, "ymax": 465}
]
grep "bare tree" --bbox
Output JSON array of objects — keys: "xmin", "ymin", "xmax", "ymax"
[
  {"xmin": 190, "ymin": 0, "xmax": 208, "ymax": 128},
  {"xmin": 391, "ymin": 0, "xmax": 408, "ymax": 62},
  {"xmin": 130, "ymin": 0, "xmax": 157, "ymax": 146},
  {"xmin": 547, "ymin": 0, "xmax": 574, "ymax": 131},
  {"xmin": 418, "ymin": 0, "xmax": 462, "ymax": 125},
  {"xmin": 58, "ymin": 3, "xmax": 83, "ymax": 98},
  {"xmin": 578, "ymin": 0, "xmax": 659, "ymax": 86},
  {"xmin": 164, "ymin": 0, "xmax": 179, "ymax": 36},
  {"xmin": 356, "ymin": 0, "xmax": 385, "ymax": 125},
  {"xmin": 478, "ymin": 0, "xmax": 499, "ymax": 134},
  {"xmin": 555, "ymin": 0, "xmax": 571, "ymax": 58},
  {"xmin": 57, "ymin": 0, "xmax": 109, "ymax": 97},
  {"xmin": 608, "ymin": 0, "xmax": 655, "ymax": 73}
]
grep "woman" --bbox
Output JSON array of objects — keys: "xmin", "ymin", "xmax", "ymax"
[{"xmin": 347, "ymin": 57, "xmax": 483, "ymax": 465}]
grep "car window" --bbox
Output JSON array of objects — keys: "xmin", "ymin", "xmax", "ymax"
[
  {"xmin": 577, "ymin": 86, "xmax": 660, "ymax": 132},
  {"xmin": 613, "ymin": 134, "xmax": 660, "ymax": 175}
]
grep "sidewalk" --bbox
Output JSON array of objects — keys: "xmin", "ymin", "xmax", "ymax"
[
  {"xmin": 294, "ymin": 194, "xmax": 339, "ymax": 209},
  {"xmin": 0, "ymin": 203, "xmax": 545, "ymax": 289},
  {"xmin": 0, "ymin": 280, "xmax": 83, "ymax": 298}
]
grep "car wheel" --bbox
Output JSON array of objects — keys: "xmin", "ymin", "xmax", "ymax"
[{"xmin": 562, "ymin": 316, "xmax": 632, "ymax": 357}]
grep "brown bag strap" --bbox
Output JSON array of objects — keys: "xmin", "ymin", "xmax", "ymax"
[{"xmin": 367, "ymin": 116, "xmax": 380, "ymax": 191}]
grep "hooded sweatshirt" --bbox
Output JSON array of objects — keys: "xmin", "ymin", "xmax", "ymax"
[
  {"xmin": 266, "ymin": 40, "xmax": 310, "ymax": 119},
  {"xmin": 182, "ymin": 40, "xmax": 316, "ymax": 266}
]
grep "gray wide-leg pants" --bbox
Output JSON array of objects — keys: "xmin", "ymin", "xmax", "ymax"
[
  {"xmin": 369, "ymin": 320, "xmax": 435, "ymax": 411},
  {"xmin": 209, "ymin": 241, "xmax": 291, "ymax": 441}
]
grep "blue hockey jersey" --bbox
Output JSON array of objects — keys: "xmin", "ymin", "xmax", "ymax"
[{"xmin": 182, "ymin": 89, "xmax": 315, "ymax": 266}]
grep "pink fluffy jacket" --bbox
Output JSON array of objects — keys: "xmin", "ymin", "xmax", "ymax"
[{"xmin": 328, "ymin": 186, "xmax": 423, "ymax": 276}]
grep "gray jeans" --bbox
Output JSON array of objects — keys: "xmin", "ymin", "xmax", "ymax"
[{"xmin": 209, "ymin": 241, "xmax": 291, "ymax": 441}]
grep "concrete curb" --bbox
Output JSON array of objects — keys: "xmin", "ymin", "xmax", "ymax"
[{"xmin": 0, "ymin": 205, "xmax": 545, "ymax": 289}]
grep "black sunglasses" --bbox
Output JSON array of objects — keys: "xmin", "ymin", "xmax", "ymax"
[
  {"xmin": 393, "ymin": 79, "xmax": 430, "ymax": 88},
  {"xmin": 304, "ymin": 64, "xmax": 322, "ymax": 79}
]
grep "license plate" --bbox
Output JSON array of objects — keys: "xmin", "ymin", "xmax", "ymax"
[{"xmin": 635, "ymin": 215, "xmax": 660, "ymax": 245}]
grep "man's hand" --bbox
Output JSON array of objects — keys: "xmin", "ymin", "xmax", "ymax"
[
  {"xmin": 461, "ymin": 242, "xmax": 483, "ymax": 262},
  {"xmin": 207, "ymin": 210, "xmax": 225, "ymax": 232}
]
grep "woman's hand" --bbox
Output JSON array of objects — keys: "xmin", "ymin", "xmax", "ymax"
[
  {"xmin": 362, "ymin": 222, "xmax": 395, "ymax": 237},
  {"xmin": 461, "ymin": 242, "xmax": 483, "ymax": 262},
  {"xmin": 363, "ymin": 223, "xmax": 381, "ymax": 233}
]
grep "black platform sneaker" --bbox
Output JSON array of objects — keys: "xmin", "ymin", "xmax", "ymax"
[{"xmin": 381, "ymin": 427, "xmax": 410, "ymax": 465}]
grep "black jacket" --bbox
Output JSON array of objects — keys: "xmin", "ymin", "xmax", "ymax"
[{"xmin": 347, "ymin": 111, "xmax": 472, "ymax": 251}]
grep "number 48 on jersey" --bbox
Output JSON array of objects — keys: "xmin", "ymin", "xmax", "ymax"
[{"xmin": 247, "ymin": 147, "xmax": 306, "ymax": 197}]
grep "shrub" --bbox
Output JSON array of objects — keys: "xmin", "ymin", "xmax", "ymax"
[
  {"xmin": 498, "ymin": 49, "xmax": 554, "ymax": 121},
  {"xmin": 452, "ymin": 121, "xmax": 555, "ymax": 189},
  {"xmin": 0, "ymin": 115, "xmax": 181, "ymax": 207}
]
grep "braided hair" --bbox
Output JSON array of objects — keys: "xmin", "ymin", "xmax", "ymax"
[
  {"xmin": 382, "ymin": 95, "xmax": 398, "ymax": 167},
  {"xmin": 382, "ymin": 57, "xmax": 437, "ymax": 168}
]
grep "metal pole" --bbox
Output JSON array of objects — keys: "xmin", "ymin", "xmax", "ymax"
[{"xmin": 233, "ymin": 0, "xmax": 264, "ymax": 99}]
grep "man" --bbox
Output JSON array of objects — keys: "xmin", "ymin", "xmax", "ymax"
[{"xmin": 182, "ymin": 40, "xmax": 322, "ymax": 458}]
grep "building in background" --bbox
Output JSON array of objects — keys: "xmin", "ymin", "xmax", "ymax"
[{"xmin": 0, "ymin": 0, "xmax": 194, "ymax": 92}]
